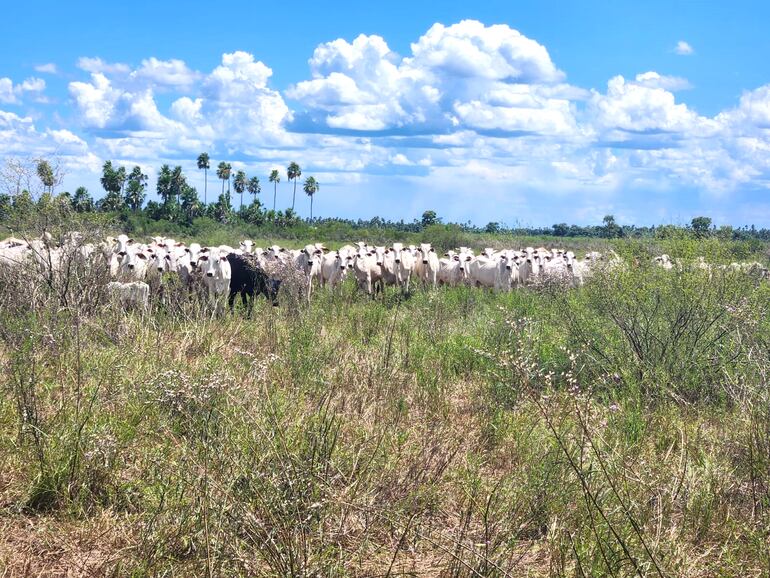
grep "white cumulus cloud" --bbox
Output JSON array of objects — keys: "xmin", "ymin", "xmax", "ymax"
[
  {"xmin": 588, "ymin": 74, "xmax": 713, "ymax": 137},
  {"xmin": 133, "ymin": 57, "xmax": 199, "ymax": 88},
  {"xmin": 77, "ymin": 57, "xmax": 131, "ymax": 75},
  {"xmin": 34, "ymin": 63, "xmax": 58, "ymax": 74},
  {"xmin": 68, "ymin": 51, "xmax": 294, "ymax": 159},
  {"xmin": 288, "ymin": 20, "xmax": 570, "ymax": 134},
  {"xmin": 674, "ymin": 41, "xmax": 694, "ymax": 55},
  {"xmin": 634, "ymin": 71, "xmax": 692, "ymax": 91},
  {"xmin": 0, "ymin": 76, "xmax": 46, "ymax": 104},
  {"xmin": 408, "ymin": 20, "xmax": 563, "ymax": 83}
]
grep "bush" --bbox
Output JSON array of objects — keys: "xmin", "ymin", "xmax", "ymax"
[{"xmin": 558, "ymin": 263, "xmax": 757, "ymax": 403}]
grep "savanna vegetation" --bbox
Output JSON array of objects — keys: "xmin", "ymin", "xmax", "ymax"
[{"xmin": 1, "ymin": 207, "xmax": 770, "ymax": 576}]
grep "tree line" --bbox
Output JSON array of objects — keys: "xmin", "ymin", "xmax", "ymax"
[
  {"xmin": 93, "ymin": 154, "xmax": 321, "ymax": 225},
  {"xmin": 0, "ymin": 154, "xmax": 321, "ymax": 227},
  {"xmin": 2, "ymin": 156, "xmax": 770, "ymax": 242}
]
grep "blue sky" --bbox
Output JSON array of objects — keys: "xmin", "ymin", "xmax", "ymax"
[{"xmin": 2, "ymin": 0, "xmax": 770, "ymax": 226}]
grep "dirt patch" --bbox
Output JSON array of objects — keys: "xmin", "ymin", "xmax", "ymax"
[{"xmin": 0, "ymin": 511, "xmax": 134, "ymax": 577}]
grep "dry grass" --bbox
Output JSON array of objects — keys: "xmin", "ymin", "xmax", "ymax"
[{"xmin": 2, "ymin": 231, "xmax": 770, "ymax": 576}]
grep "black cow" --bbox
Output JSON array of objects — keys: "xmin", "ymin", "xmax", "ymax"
[{"xmin": 226, "ymin": 253, "xmax": 282, "ymax": 315}]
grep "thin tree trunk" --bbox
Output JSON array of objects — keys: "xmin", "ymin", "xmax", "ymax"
[
  {"xmin": 310, "ymin": 194, "xmax": 313, "ymax": 220},
  {"xmin": 273, "ymin": 183, "xmax": 277, "ymax": 211},
  {"xmin": 240, "ymin": 192, "xmax": 243, "ymax": 210},
  {"xmin": 292, "ymin": 179, "xmax": 296, "ymax": 211},
  {"xmin": 204, "ymin": 168, "xmax": 207, "ymax": 205},
  {"xmin": 221, "ymin": 178, "xmax": 225, "ymax": 195}
]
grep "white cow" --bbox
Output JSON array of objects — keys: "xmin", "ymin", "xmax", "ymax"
[
  {"xmin": 570, "ymin": 259, "xmax": 591, "ymax": 287},
  {"xmin": 176, "ymin": 252, "xmax": 194, "ymax": 287},
  {"xmin": 319, "ymin": 252, "xmax": 350, "ymax": 288},
  {"xmin": 0, "ymin": 243, "xmax": 29, "ymax": 267},
  {"xmin": 518, "ymin": 255, "xmax": 541, "ymax": 286},
  {"xmin": 372, "ymin": 246, "xmax": 399, "ymax": 288},
  {"xmin": 106, "ymin": 281, "xmax": 150, "ymax": 311},
  {"xmin": 541, "ymin": 256, "xmax": 573, "ymax": 285},
  {"xmin": 296, "ymin": 244, "xmax": 324, "ymax": 298},
  {"xmin": 416, "ymin": 243, "xmax": 440, "ymax": 288},
  {"xmin": 239, "ymin": 240, "xmax": 255, "ymax": 254},
  {"xmin": 114, "ymin": 234, "xmax": 135, "ymax": 256},
  {"xmin": 391, "ymin": 243, "xmax": 415, "ymax": 291},
  {"xmin": 0, "ymin": 236, "xmax": 28, "ymax": 249},
  {"xmin": 27, "ymin": 238, "xmax": 63, "ymax": 276},
  {"xmin": 197, "ymin": 249, "xmax": 231, "ymax": 315},
  {"xmin": 117, "ymin": 248, "xmax": 150, "ymax": 281},
  {"xmin": 438, "ymin": 254, "xmax": 470, "ymax": 286},
  {"xmin": 495, "ymin": 251, "xmax": 522, "ymax": 290},
  {"xmin": 468, "ymin": 255, "xmax": 508, "ymax": 291},
  {"xmin": 266, "ymin": 245, "xmax": 291, "ymax": 263},
  {"xmin": 147, "ymin": 247, "xmax": 176, "ymax": 279},
  {"xmin": 654, "ymin": 254, "xmax": 674, "ymax": 270},
  {"xmin": 353, "ymin": 248, "xmax": 382, "ymax": 296}
]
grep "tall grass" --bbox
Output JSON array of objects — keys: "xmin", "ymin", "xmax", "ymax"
[{"xmin": 2, "ymin": 228, "xmax": 770, "ymax": 575}]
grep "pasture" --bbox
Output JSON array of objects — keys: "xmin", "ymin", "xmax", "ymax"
[{"xmin": 1, "ymin": 226, "xmax": 770, "ymax": 576}]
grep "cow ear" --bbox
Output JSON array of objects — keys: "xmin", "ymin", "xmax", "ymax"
[{"xmin": 137, "ymin": 253, "xmax": 148, "ymax": 260}]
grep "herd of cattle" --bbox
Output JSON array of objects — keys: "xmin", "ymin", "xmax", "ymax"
[{"xmin": 0, "ymin": 232, "xmax": 768, "ymax": 313}]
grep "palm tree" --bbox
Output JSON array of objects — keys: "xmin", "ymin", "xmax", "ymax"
[
  {"xmin": 116, "ymin": 166, "xmax": 127, "ymax": 196},
  {"xmin": 287, "ymin": 162, "xmax": 301, "ymax": 211},
  {"xmin": 180, "ymin": 184, "xmax": 200, "ymax": 222},
  {"xmin": 269, "ymin": 169, "xmax": 280, "ymax": 211},
  {"xmin": 216, "ymin": 162, "xmax": 232, "ymax": 197},
  {"xmin": 247, "ymin": 176, "xmax": 261, "ymax": 202},
  {"xmin": 125, "ymin": 166, "xmax": 148, "ymax": 212},
  {"xmin": 233, "ymin": 170, "xmax": 247, "ymax": 210},
  {"xmin": 36, "ymin": 160, "xmax": 55, "ymax": 194},
  {"xmin": 156, "ymin": 164, "xmax": 174, "ymax": 205},
  {"xmin": 101, "ymin": 161, "xmax": 122, "ymax": 196},
  {"xmin": 170, "ymin": 166, "xmax": 185, "ymax": 205},
  {"xmin": 303, "ymin": 176, "xmax": 319, "ymax": 219},
  {"xmin": 72, "ymin": 186, "xmax": 94, "ymax": 213},
  {"xmin": 197, "ymin": 152, "xmax": 210, "ymax": 204}
]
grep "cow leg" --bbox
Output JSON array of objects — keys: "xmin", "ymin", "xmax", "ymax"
[{"xmin": 243, "ymin": 289, "xmax": 253, "ymax": 318}]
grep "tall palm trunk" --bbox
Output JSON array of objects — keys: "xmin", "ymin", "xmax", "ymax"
[
  {"xmin": 221, "ymin": 178, "xmax": 225, "ymax": 195},
  {"xmin": 273, "ymin": 183, "xmax": 277, "ymax": 211},
  {"xmin": 240, "ymin": 191, "xmax": 243, "ymax": 210},
  {"xmin": 204, "ymin": 168, "xmax": 207, "ymax": 204},
  {"xmin": 310, "ymin": 194, "xmax": 313, "ymax": 220},
  {"xmin": 291, "ymin": 178, "xmax": 297, "ymax": 211}
]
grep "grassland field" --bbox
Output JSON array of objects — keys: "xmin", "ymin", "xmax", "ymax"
[{"xmin": 2, "ymin": 226, "xmax": 770, "ymax": 576}]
